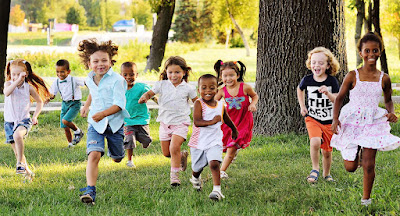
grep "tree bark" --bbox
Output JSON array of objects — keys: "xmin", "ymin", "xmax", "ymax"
[
  {"xmin": 355, "ymin": 0, "xmax": 365, "ymax": 66},
  {"xmin": 0, "ymin": 0, "xmax": 11, "ymax": 93},
  {"xmin": 255, "ymin": 0, "xmax": 347, "ymax": 135},
  {"xmin": 144, "ymin": 0, "xmax": 175, "ymax": 72},
  {"xmin": 371, "ymin": 0, "xmax": 389, "ymax": 74},
  {"xmin": 226, "ymin": 0, "xmax": 250, "ymax": 56}
]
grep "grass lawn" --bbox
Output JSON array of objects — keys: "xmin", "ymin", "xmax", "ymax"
[
  {"xmin": 1, "ymin": 108, "xmax": 400, "ymax": 215},
  {"xmin": 7, "ymin": 32, "xmax": 75, "ymax": 46}
]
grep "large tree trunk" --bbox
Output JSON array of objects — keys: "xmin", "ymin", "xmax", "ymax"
[
  {"xmin": 225, "ymin": 0, "xmax": 250, "ymax": 56},
  {"xmin": 255, "ymin": 0, "xmax": 347, "ymax": 135},
  {"xmin": 0, "ymin": 0, "xmax": 11, "ymax": 93},
  {"xmin": 144, "ymin": 0, "xmax": 175, "ymax": 72},
  {"xmin": 371, "ymin": 0, "xmax": 389, "ymax": 74},
  {"xmin": 355, "ymin": 0, "xmax": 365, "ymax": 67}
]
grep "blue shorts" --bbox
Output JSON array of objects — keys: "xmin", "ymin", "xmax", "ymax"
[
  {"xmin": 4, "ymin": 118, "xmax": 32, "ymax": 143},
  {"xmin": 86, "ymin": 124, "xmax": 125, "ymax": 159},
  {"xmin": 60, "ymin": 100, "xmax": 81, "ymax": 128}
]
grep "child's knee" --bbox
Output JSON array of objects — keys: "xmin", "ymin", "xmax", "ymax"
[
  {"xmin": 62, "ymin": 119, "xmax": 71, "ymax": 125},
  {"xmin": 344, "ymin": 163, "xmax": 358, "ymax": 172},
  {"xmin": 310, "ymin": 137, "xmax": 321, "ymax": 147},
  {"xmin": 209, "ymin": 161, "xmax": 220, "ymax": 171}
]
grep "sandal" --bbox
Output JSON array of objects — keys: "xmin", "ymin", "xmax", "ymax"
[
  {"xmin": 307, "ymin": 169, "xmax": 319, "ymax": 183},
  {"xmin": 324, "ymin": 175, "xmax": 335, "ymax": 182}
]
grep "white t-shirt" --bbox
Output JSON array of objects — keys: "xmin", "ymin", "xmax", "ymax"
[
  {"xmin": 152, "ymin": 80, "xmax": 197, "ymax": 125},
  {"xmin": 50, "ymin": 75, "xmax": 85, "ymax": 101}
]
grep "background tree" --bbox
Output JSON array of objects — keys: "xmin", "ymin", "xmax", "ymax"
[
  {"xmin": 382, "ymin": 0, "xmax": 400, "ymax": 59},
  {"xmin": 254, "ymin": 0, "xmax": 348, "ymax": 135},
  {"xmin": 172, "ymin": 0, "xmax": 198, "ymax": 43},
  {"xmin": 349, "ymin": 0, "xmax": 365, "ymax": 66},
  {"xmin": 144, "ymin": 0, "xmax": 175, "ymax": 72},
  {"xmin": 9, "ymin": 4, "xmax": 25, "ymax": 26},
  {"xmin": 66, "ymin": 4, "xmax": 87, "ymax": 26},
  {"xmin": 0, "ymin": 0, "xmax": 11, "ymax": 93},
  {"xmin": 131, "ymin": 0, "xmax": 153, "ymax": 30}
]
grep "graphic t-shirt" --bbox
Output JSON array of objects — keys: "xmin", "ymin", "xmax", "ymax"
[{"xmin": 299, "ymin": 74, "xmax": 340, "ymax": 124}]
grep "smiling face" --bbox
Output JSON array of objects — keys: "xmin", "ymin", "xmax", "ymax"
[
  {"xmin": 310, "ymin": 52, "xmax": 329, "ymax": 80},
  {"xmin": 166, "ymin": 64, "xmax": 185, "ymax": 86},
  {"xmin": 89, "ymin": 51, "xmax": 112, "ymax": 77},
  {"xmin": 359, "ymin": 41, "xmax": 381, "ymax": 66},
  {"xmin": 121, "ymin": 66, "xmax": 137, "ymax": 87},
  {"xmin": 198, "ymin": 77, "xmax": 218, "ymax": 102},
  {"xmin": 56, "ymin": 65, "xmax": 70, "ymax": 80},
  {"xmin": 221, "ymin": 68, "xmax": 239, "ymax": 87}
]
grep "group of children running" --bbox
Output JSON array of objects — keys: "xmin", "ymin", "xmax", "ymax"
[{"xmin": 3, "ymin": 32, "xmax": 400, "ymax": 206}]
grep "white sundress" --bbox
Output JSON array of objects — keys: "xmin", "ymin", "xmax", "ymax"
[{"xmin": 330, "ymin": 69, "xmax": 400, "ymax": 161}]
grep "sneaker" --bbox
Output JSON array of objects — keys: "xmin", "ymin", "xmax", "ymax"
[
  {"xmin": 72, "ymin": 130, "xmax": 84, "ymax": 145},
  {"xmin": 209, "ymin": 190, "xmax": 225, "ymax": 201},
  {"xmin": 190, "ymin": 176, "xmax": 202, "ymax": 190},
  {"xmin": 220, "ymin": 171, "xmax": 229, "ymax": 179},
  {"xmin": 16, "ymin": 162, "xmax": 26, "ymax": 175},
  {"xmin": 126, "ymin": 160, "xmax": 136, "ymax": 168},
  {"xmin": 80, "ymin": 186, "xmax": 96, "ymax": 205},
  {"xmin": 361, "ymin": 198, "xmax": 372, "ymax": 206},
  {"xmin": 68, "ymin": 143, "xmax": 75, "ymax": 148},
  {"xmin": 180, "ymin": 150, "xmax": 189, "ymax": 171},
  {"xmin": 170, "ymin": 172, "xmax": 181, "ymax": 187}
]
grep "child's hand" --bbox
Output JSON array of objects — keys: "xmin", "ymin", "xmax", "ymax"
[
  {"xmin": 212, "ymin": 115, "xmax": 222, "ymax": 124},
  {"xmin": 92, "ymin": 111, "xmax": 106, "ymax": 122},
  {"xmin": 318, "ymin": 85, "xmax": 329, "ymax": 95},
  {"xmin": 231, "ymin": 129, "xmax": 239, "ymax": 140},
  {"xmin": 331, "ymin": 119, "xmax": 341, "ymax": 134},
  {"xmin": 386, "ymin": 113, "xmax": 398, "ymax": 123},
  {"xmin": 32, "ymin": 117, "xmax": 38, "ymax": 125},
  {"xmin": 300, "ymin": 107, "xmax": 308, "ymax": 116},
  {"xmin": 138, "ymin": 95, "xmax": 148, "ymax": 104},
  {"xmin": 248, "ymin": 104, "xmax": 257, "ymax": 112},
  {"xmin": 80, "ymin": 107, "xmax": 89, "ymax": 118}
]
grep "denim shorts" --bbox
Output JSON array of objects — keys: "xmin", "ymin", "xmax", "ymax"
[
  {"xmin": 60, "ymin": 100, "xmax": 81, "ymax": 128},
  {"xmin": 86, "ymin": 124, "xmax": 125, "ymax": 159},
  {"xmin": 4, "ymin": 118, "xmax": 32, "ymax": 143}
]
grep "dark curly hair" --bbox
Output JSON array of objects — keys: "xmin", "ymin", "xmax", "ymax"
[
  {"xmin": 357, "ymin": 32, "xmax": 384, "ymax": 52},
  {"xmin": 77, "ymin": 38, "xmax": 118, "ymax": 69},
  {"xmin": 214, "ymin": 60, "xmax": 246, "ymax": 86}
]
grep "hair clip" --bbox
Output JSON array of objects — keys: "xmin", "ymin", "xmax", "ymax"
[
  {"xmin": 220, "ymin": 61, "xmax": 224, "ymax": 65},
  {"xmin": 9, "ymin": 60, "xmax": 14, "ymax": 64},
  {"xmin": 22, "ymin": 60, "xmax": 26, "ymax": 64},
  {"xmin": 234, "ymin": 61, "xmax": 237, "ymax": 64}
]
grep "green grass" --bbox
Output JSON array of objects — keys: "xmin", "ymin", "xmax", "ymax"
[
  {"xmin": 1, "ymin": 109, "xmax": 400, "ymax": 214},
  {"xmin": 7, "ymin": 32, "xmax": 75, "ymax": 46}
]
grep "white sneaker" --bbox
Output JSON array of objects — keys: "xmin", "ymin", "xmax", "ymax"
[
  {"xmin": 126, "ymin": 161, "xmax": 136, "ymax": 168},
  {"xmin": 220, "ymin": 171, "xmax": 229, "ymax": 179},
  {"xmin": 190, "ymin": 176, "xmax": 202, "ymax": 190},
  {"xmin": 209, "ymin": 190, "xmax": 225, "ymax": 201},
  {"xmin": 361, "ymin": 198, "xmax": 372, "ymax": 206}
]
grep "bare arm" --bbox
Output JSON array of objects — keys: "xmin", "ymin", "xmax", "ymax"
[
  {"xmin": 138, "ymin": 90, "xmax": 155, "ymax": 104},
  {"xmin": 81, "ymin": 93, "xmax": 92, "ymax": 117},
  {"xmin": 214, "ymin": 89, "xmax": 224, "ymax": 101},
  {"xmin": 223, "ymin": 107, "xmax": 238, "ymax": 140},
  {"xmin": 244, "ymin": 83, "xmax": 258, "ymax": 112},
  {"xmin": 382, "ymin": 74, "xmax": 398, "ymax": 122},
  {"xmin": 4, "ymin": 72, "xmax": 26, "ymax": 96},
  {"xmin": 318, "ymin": 85, "xmax": 338, "ymax": 102},
  {"xmin": 92, "ymin": 105, "xmax": 122, "ymax": 122},
  {"xmin": 193, "ymin": 100, "xmax": 221, "ymax": 127},
  {"xmin": 191, "ymin": 96, "xmax": 199, "ymax": 103},
  {"xmin": 296, "ymin": 86, "xmax": 308, "ymax": 116},
  {"xmin": 30, "ymin": 85, "xmax": 43, "ymax": 125}
]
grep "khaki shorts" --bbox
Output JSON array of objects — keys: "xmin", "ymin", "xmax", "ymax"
[{"xmin": 305, "ymin": 117, "xmax": 333, "ymax": 152}]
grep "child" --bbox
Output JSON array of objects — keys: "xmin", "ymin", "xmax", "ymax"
[
  {"xmin": 214, "ymin": 60, "xmax": 258, "ymax": 179},
  {"xmin": 78, "ymin": 39, "xmax": 129, "ymax": 205},
  {"xmin": 188, "ymin": 74, "xmax": 238, "ymax": 201},
  {"xmin": 3, "ymin": 59, "xmax": 50, "ymax": 180},
  {"xmin": 48, "ymin": 59, "xmax": 85, "ymax": 147},
  {"xmin": 331, "ymin": 32, "xmax": 400, "ymax": 206},
  {"xmin": 139, "ymin": 56, "xmax": 198, "ymax": 186},
  {"xmin": 296, "ymin": 47, "xmax": 340, "ymax": 183},
  {"xmin": 121, "ymin": 61, "xmax": 152, "ymax": 168}
]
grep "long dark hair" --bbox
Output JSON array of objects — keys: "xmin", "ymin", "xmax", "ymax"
[{"xmin": 214, "ymin": 60, "xmax": 246, "ymax": 86}]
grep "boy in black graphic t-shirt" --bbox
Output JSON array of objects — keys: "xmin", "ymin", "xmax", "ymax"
[{"xmin": 297, "ymin": 47, "xmax": 340, "ymax": 183}]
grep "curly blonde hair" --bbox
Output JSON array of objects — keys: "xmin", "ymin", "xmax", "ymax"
[
  {"xmin": 305, "ymin": 47, "xmax": 340, "ymax": 76},
  {"xmin": 77, "ymin": 38, "xmax": 118, "ymax": 70}
]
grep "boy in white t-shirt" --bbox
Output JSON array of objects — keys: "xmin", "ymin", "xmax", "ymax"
[
  {"xmin": 188, "ymin": 74, "xmax": 238, "ymax": 201},
  {"xmin": 48, "ymin": 59, "xmax": 85, "ymax": 147}
]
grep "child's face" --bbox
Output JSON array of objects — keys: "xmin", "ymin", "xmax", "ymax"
[
  {"xmin": 10, "ymin": 66, "xmax": 27, "ymax": 83},
  {"xmin": 310, "ymin": 52, "xmax": 329, "ymax": 78},
  {"xmin": 89, "ymin": 51, "xmax": 112, "ymax": 77},
  {"xmin": 56, "ymin": 65, "xmax": 70, "ymax": 80},
  {"xmin": 359, "ymin": 41, "xmax": 380, "ymax": 66},
  {"xmin": 198, "ymin": 78, "xmax": 218, "ymax": 101},
  {"xmin": 121, "ymin": 66, "xmax": 137, "ymax": 86},
  {"xmin": 221, "ymin": 68, "xmax": 239, "ymax": 87},
  {"xmin": 166, "ymin": 64, "xmax": 185, "ymax": 86}
]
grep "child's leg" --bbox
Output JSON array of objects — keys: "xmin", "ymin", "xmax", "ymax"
[
  {"xmin": 62, "ymin": 119, "xmax": 78, "ymax": 131},
  {"xmin": 86, "ymin": 151, "xmax": 101, "ymax": 186},
  {"xmin": 209, "ymin": 160, "xmax": 221, "ymax": 186},
  {"xmin": 220, "ymin": 146, "xmax": 237, "ymax": 172},
  {"xmin": 361, "ymin": 148, "xmax": 377, "ymax": 200},
  {"xmin": 170, "ymin": 135, "xmax": 185, "ymax": 168},
  {"xmin": 322, "ymin": 149, "xmax": 332, "ymax": 177},
  {"xmin": 161, "ymin": 141, "xmax": 171, "ymax": 157},
  {"xmin": 64, "ymin": 127, "xmax": 72, "ymax": 143},
  {"xmin": 13, "ymin": 126, "xmax": 28, "ymax": 163},
  {"xmin": 309, "ymin": 137, "xmax": 321, "ymax": 171},
  {"xmin": 127, "ymin": 149, "xmax": 133, "ymax": 161},
  {"xmin": 343, "ymin": 146, "xmax": 362, "ymax": 172}
]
